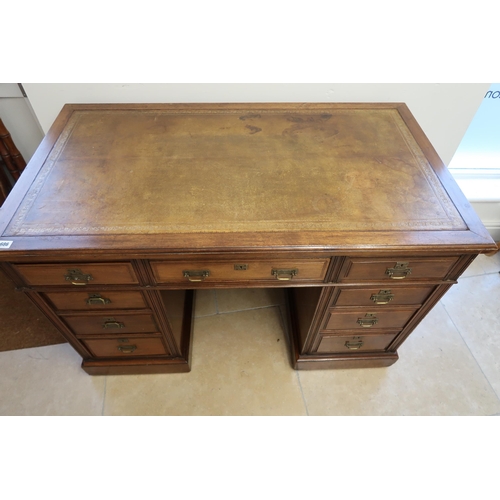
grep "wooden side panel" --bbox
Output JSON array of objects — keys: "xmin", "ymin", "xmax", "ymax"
[
  {"xmin": 160, "ymin": 290, "xmax": 188, "ymax": 353},
  {"xmin": 291, "ymin": 287, "xmax": 323, "ymax": 351}
]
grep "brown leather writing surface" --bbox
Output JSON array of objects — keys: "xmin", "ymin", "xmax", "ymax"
[{"xmin": 4, "ymin": 106, "xmax": 467, "ymax": 238}]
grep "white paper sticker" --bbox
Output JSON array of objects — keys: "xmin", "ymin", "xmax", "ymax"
[{"xmin": 0, "ymin": 241, "xmax": 13, "ymax": 249}]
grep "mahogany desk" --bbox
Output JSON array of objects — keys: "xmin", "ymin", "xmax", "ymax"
[{"xmin": 0, "ymin": 103, "xmax": 495, "ymax": 375}]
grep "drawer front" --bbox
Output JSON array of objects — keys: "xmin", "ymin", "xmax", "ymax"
[
  {"xmin": 82, "ymin": 336, "xmax": 169, "ymax": 357},
  {"xmin": 333, "ymin": 286, "xmax": 435, "ymax": 307},
  {"xmin": 339, "ymin": 257, "xmax": 459, "ymax": 282},
  {"xmin": 13, "ymin": 262, "xmax": 139, "ymax": 286},
  {"xmin": 63, "ymin": 313, "xmax": 158, "ymax": 335},
  {"xmin": 151, "ymin": 259, "xmax": 330, "ymax": 284},
  {"xmin": 44, "ymin": 291, "xmax": 147, "ymax": 311},
  {"xmin": 324, "ymin": 307, "xmax": 418, "ymax": 331},
  {"xmin": 316, "ymin": 332, "xmax": 398, "ymax": 354}
]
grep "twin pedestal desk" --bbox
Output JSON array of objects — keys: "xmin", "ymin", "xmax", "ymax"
[{"xmin": 0, "ymin": 103, "xmax": 495, "ymax": 375}]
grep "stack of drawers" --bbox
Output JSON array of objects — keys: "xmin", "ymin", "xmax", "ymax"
[
  {"xmin": 11, "ymin": 262, "xmax": 172, "ymax": 360},
  {"xmin": 6, "ymin": 256, "xmax": 334, "ymax": 374},
  {"xmin": 294, "ymin": 254, "xmax": 465, "ymax": 368}
]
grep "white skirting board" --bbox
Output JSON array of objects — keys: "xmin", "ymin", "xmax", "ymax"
[{"xmin": 471, "ymin": 201, "xmax": 500, "ymax": 242}]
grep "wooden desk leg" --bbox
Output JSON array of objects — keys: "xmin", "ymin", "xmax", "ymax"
[{"xmin": 286, "ymin": 288, "xmax": 398, "ymax": 371}]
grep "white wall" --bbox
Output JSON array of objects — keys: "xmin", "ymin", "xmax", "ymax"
[
  {"xmin": 449, "ymin": 83, "xmax": 500, "ymax": 169},
  {"xmin": 447, "ymin": 83, "xmax": 500, "ymax": 241},
  {"xmin": 0, "ymin": 84, "xmax": 44, "ymax": 163},
  {"xmin": 23, "ymin": 83, "xmax": 490, "ymax": 167}
]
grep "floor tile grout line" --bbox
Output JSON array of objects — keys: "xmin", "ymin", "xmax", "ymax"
[
  {"xmin": 275, "ymin": 304, "xmax": 310, "ymax": 416},
  {"xmin": 220, "ymin": 303, "xmax": 285, "ymax": 314},
  {"xmin": 440, "ymin": 301, "xmax": 500, "ymax": 405},
  {"xmin": 214, "ymin": 290, "xmax": 220, "ymax": 314},
  {"xmin": 195, "ymin": 312, "xmax": 219, "ymax": 318},
  {"xmin": 101, "ymin": 376, "xmax": 107, "ymax": 416},
  {"xmin": 460, "ymin": 271, "xmax": 500, "ymax": 279},
  {"xmin": 196, "ymin": 303, "xmax": 286, "ymax": 319},
  {"xmin": 296, "ymin": 372, "xmax": 310, "ymax": 416}
]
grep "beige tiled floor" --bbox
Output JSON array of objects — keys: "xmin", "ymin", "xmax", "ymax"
[{"xmin": 1, "ymin": 254, "xmax": 500, "ymax": 415}]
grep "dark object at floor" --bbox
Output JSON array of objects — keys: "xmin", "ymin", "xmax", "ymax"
[
  {"xmin": 0, "ymin": 267, "xmax": 67, "ymax": 352},
  {"xmin": 0, "ymin": 117, "xmax": 65, "ymax": 351}
]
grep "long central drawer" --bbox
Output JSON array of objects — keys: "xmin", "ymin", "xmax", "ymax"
[{"xmin": 151, "ymin": 258, "xmax": 330, "ymax": 284}]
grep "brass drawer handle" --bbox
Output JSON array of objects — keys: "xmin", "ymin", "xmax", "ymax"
[
  {"xmin": 64, "ymin": 268, "xmax": 94, "ymax": 285},
  {"xmin": 86, "ymin": 294, "xmax": 111, "ymax": 305},
  {"xmin": 357, "ymin": 313, "xmax": 378, "ymax": 328},
  {"xmin": 370, "ymin": 289, "xmax": 394, "ymax": 305},
  {"xmin": 183, "ymin": 270, "xmax": 210, "ymax": 282},
  {"xmin": 117, "ymin": 345, "xmax": 137, "ymax": 354},
  {"xmin": 385, "ymin": 262, "xmax": 412, "ymax": 280},
  {"xmin": 345, "ymin": 340, "xmax": 364, "ymax": 350},
  {"xmin": 271, "ymin": 269, "xmax": 298, "ymax": 281},
  {"xmin": 103, "ymin": 319, "xmax": 125, "ymax": 329}
]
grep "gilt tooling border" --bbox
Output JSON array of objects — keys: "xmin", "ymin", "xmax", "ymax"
[{"xmin": 6, "ymin": 108, "xmax": 466, "ymax": 236}]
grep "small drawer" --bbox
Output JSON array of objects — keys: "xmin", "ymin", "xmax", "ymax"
[
  {"xmin": 339, "ymin": 256, "xmax": 459, "ymax": 282},
  {"xmin": 316, "ymin": 332, "xmax": 398, "ymax": 354},
  {"xmin": 151, "ymin": 258, "xmax": 330, "ymax": 284},
  {"xmin": 323, "ymin": 306, "xmax": 418, "ymax": 331},
  {"xmin": 44, "ymin": 291, "xmax": 147, "ymax": 311},
  {"xmin": 13, "ymin": 262, "xmax": 139, "ymax": 286},
  {"xmin": 332, "ymin": 286, "xmax": 436, "ymax": 307},
  {"xmin": 81, "ymin": 336, "xmax": 169, "ymax": 358},
  {"xmin": 62, "ymin": 313, "xmax": 158, "ymax": 335}
]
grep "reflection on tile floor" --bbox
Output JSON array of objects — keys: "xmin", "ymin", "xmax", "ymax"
[{"xmin": 1, "ymin": 254, "xmax": 499, "ymax": 415}]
